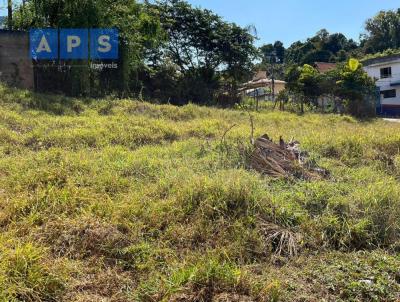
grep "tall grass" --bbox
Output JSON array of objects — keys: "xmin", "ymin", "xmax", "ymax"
[{"xmin": 0, "ymin": 85, "xmax": 400, "ymax": 301}]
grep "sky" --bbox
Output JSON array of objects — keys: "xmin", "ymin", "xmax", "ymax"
[
  {"xmin": 0, "ymin": 0, "xmax": 399, "ymax": 47},
  {"xmin": 186, "ymin": 0, "xmax": 400, "ymax": 46}
]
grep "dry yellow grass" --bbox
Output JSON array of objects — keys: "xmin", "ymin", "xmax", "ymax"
[{"xmin": 0, "ymin": 85, "xmax": 400, "ymax": 301}]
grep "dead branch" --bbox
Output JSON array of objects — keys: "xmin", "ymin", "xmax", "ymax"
[
  {"xmin": 249, "ymin": 134, "xmax": 329, "ymax": 180},
  {"xmin": 221, "ymin": 124, "xmax": 237, "ymax": 144}
]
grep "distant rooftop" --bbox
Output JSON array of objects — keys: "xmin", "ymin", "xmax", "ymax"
[
  {"xmin": 360, "ymin": 48, "xmax": 400, "ymax": 66},
  {"xmin": 314, "ymin": 62, "xmax": 336, "ymax": 73},
  {"xmin": 361, "ymin": 53, "xmax": 400, "ymax": 66}
]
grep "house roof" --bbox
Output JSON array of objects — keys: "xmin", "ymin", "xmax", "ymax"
[
  {"xmin": 361, "ymin": 54, "xmax": 400, "ymax": 67},
  {"xmin": 314, "ymin": 62, "xmax": 336, "ymax": 73},
  {"xmin": 253, "ymin": 70, "xmax": 267, "ymax": 81},
  {"xmin": 240, "ymin": 78, "xmax": 286, "ymax": 91},
  {"xmin": 238, "ymin": 70, "xmax": 286, "ymax": 91}
]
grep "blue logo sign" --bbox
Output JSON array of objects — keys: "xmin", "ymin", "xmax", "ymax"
[
  {"xmin": 30, "ymin": 28, "xmax": 119, "ymax": 60},
  {"xmin": 90, "ymin": 29, "xmax": 119, "ymax": 60},
  {"xmin": 30, "ymin": 29, "xmax": 58, "ymax": 60},
  {"xmin": 60, "ymin": 29, "xmax": 89, "ymax": 59}
]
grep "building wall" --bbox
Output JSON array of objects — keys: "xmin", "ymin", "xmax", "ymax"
[
  {"xmin": 0, "ymin": 30, "xmax": 34, "ymax": 89},
  {"xmin": 363, "ymin": 59, "xmax": 400, "ymax": 108}
]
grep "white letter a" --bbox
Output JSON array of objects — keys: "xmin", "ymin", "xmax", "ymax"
[{"xmin": 36, "ymin": 35, "xmax": 51, "ymax": 53}]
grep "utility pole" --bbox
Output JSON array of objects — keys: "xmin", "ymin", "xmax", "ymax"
[
  {"xmin": 269, "ymin": 51, "xmax": 279, "ymax": 109},
  {"xmin": 255, "ymin": 86, "xmax": 259, "ymax": 111},
  {"xmin": 271, "ymin": 58, "xmax": 275, "ymax": 105},
  {"xmin": 7, "ymin": 0, "xmax": 12, "ymax": 30}
]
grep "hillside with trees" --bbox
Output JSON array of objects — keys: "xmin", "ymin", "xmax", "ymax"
[{"xmin": 259, "ymin": 8, "xmax": 400, "ymax": 66}]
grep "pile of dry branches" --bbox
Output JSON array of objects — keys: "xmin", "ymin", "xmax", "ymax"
[{"xmin": 250, "ymin": 134, "xmax": 328, "ymax": 180}]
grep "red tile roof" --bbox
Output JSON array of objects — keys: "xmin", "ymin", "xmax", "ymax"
[{"xmin": 314, "ymin": 62, "xmax": 336, "ymax": 73}]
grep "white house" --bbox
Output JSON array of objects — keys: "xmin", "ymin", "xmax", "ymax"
[
  {"xmin": 240, "ymin": 70, "xmax": 286, "ymax": 102},
  {"xmin": 363, "ymin": 54, "xmax": 400, "ymax": 115}
]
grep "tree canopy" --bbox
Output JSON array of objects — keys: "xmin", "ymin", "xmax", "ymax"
[
  {"xmin": 283, "ymin": 59, "xmax": 376, "ymax": 117},
  {"xmin": 362, "ymin": 9, "xmax": 400, "ymax": 53},
  {"xmin": 281, "ymin": 29, "xmax": 358, "ymax": 65},
  {"xmin": 146, "ymin": 0, "xmax": 258, "ymax": 104},
  {"xmin": 11, "ymin": 0, "xmax": 257, "ymax": 103}
]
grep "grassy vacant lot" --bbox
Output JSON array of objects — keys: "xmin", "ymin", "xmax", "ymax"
[{"xmin": 1, "ymin": 85, "xmax": 400, "ymax": 301}]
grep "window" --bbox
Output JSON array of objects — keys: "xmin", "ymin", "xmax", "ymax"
[
  {"xmin": 380, "ymin": 67, "xmax": 392, "ymax": 78},
  {"xmin": 381, "ymin": 89, "xmax": 397, "ymax": 98}
]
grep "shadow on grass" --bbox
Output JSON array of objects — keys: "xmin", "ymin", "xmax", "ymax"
[{"xmin": 0, "ymin": 85, "xmax": 94, "ymax": 115}]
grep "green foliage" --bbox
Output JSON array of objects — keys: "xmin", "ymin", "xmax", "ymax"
[
  {"xmin": 298, "ymin": 64, "xmax": 322, "ymax": 103},
  {"xmin": 348, "ymin": 58, "xmax": 360, "ymax": 71},
  {"xmin": 360, "ymin": 48, "xmax": 400, "ymax": 62},
  {"xmin": 284, "ymin": 64, "xmax": 323, "ymax": 112},
  {"xmin": 284, "ymin": 59, "xmax": 376, "ymax": 117},
  {"xmin": 261, "ymin": 8, "xmax": 400, "ymax": 76},
  {"xmin": 362, "ymin": 9, "xmax": 400, "ymax": 53},
  {"xmin": 260, "ymin": 40, "xmax": 285, "ymax": 64},
  {"xmin": 12, "ymin": 0, "xmax": 258, "ymax": 103},
  {"xmin": 256, "ymin": 41, "xmax": 286, "ymax": 81},
  {"xmin": 145, "ymin": 0, "xmax": 257, "ymax": 104},
  {"xmin": 285, "ymin": 29, "xmax": 358, "ymax": 65},
  {"xmin": 330, "ymin": 59, "xmax": 377, "ymax": 117}
]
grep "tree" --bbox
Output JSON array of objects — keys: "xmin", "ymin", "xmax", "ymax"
[
  {"xmin": 283, "ymin": 59, "xmax": 375, "ymax": 117},
  {"xmin": 284, "ymin": 64, "xmax": 321, "ymax": 113},
  {"xmin": 329, "ymin": 59, "xmax": 377, "ymax": 117},
  {"xmin": 324, "ymin": 33, "xmax": 348, "ymax": 54},
  {"xmin": 285, "ymin": 40, "xmax": 315, "ymax": 64},
  {"xmin": 301, "ymin": 49, "xmax": 332, "ymax": 65},
  {"xmin": 257, "ymin": 41, "xmax": 286, "ymax": 81},
  {"xmin": 284, "ymin": 30, "xmax": 359, "ymax": 64},
  {"xmin": 298, "ymin": 64, "xmax": 322, "ymax": 107},
  {"xmin": 260, "ymin": 41, "xmax": 285, "ymax": 63},
  {"xmin": 7, "ymin": 0, "xmax": 12, "ymax": 30},
  {"xmin": 273, "ymin": 41, "xmax": 285, "ymax": 63},
  {"xmin": 363, "ymin": 9, "xmax": 400, "ymax": 53},
  {"xmin": 284, "ymin": 65, "xmax": 303, "ymax": 112},
  {"xmin": 335, "ymin": 50, "xmax": 348, "ymax": 62},
  {"xmin": 260, "ymin": 43, "xmax": 274, "ymax": 62},
  {"xmin": 153, "ymin": 0, "xmax": 257, "ymax": 104},
  {"xmin": 220, "ymin": 23, "xmax": 258, "ymax": 103}
]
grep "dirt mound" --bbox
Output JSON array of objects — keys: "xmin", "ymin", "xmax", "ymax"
[{"xmin": 250, "ymin": 134, "xmax": 329, "ymax": 180}]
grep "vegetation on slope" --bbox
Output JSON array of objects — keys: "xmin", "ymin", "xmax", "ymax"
[
  {"xmin": 360, "ymin": 48, "xmax": 400, "ymax": 63},
  {"xmin": 1, "ymin": 85, "xmax": 400, "ymax": 301}
]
